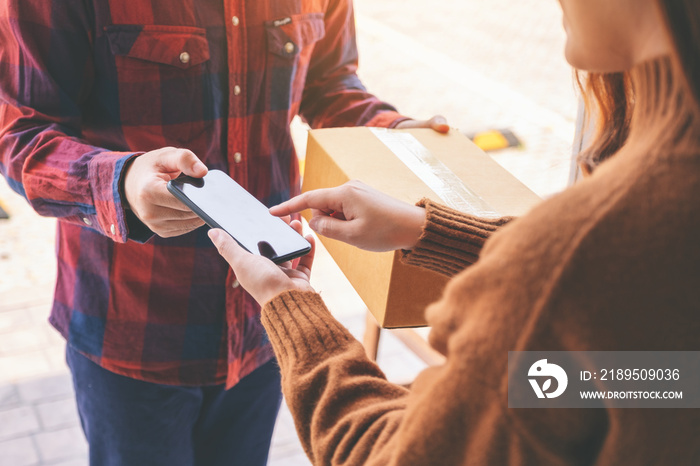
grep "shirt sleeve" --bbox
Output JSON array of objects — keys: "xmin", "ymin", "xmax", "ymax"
[
  {"xmin": 402, "ymin": 198, "xmax": 514, "ymax": 276},
  {"xmin": 299, "ymin": 0, "xmax": 410, "ymax": 129},
  {"xmin": 0, "ymin": 0, "xmax": 138, "ymax": 243}
]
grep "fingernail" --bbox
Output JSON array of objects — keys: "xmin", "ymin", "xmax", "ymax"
[
  {"xmin": 194, "ymin": 161, "xmax": 207, "ymax": 173},
  {"xmin": 208, "ymin": 229, "xmax": 221, "ymax": 244}
]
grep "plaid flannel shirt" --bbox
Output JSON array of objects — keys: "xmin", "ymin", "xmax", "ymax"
[{"xmin": 0, "ymin": 0, "xmax": 405, "ymax": 387}]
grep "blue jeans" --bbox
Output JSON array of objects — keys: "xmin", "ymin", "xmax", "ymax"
[{"xmin": 66, "ymin": 345, "xmax": 282, "ymax": 466}]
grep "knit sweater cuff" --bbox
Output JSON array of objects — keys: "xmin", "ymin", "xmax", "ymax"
[
  {"xmin": 402, "ymin": 198, "xmax": 513, "ymax": 276},
  {"xmin": 261, "ymin": 290, "xmax": 354, "ymax": 367}
]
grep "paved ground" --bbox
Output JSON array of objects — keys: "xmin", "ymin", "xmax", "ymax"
[{"xmin": 0, "ymin": 1, "xmax": 576, "ymax": 464}]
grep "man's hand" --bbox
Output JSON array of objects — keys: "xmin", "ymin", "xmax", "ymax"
[
  {"xmin": 208, "ymin": 220, "xmax": 316, "ymax": 306},
  {"xmin": 270, "ymin": 180, "xmax": 426, "ymax": 252},
  {"xmin": 124, "ymin": 147, "xmax": 208, "ymax": 238},
  {"xmin": 395, "ymin": 115, "xmax": 450, "ymax": 133}
]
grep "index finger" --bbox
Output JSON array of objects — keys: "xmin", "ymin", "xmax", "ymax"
[{"xmin": 270, "ymin": 188, "xmax": 343, "ymax": 217}]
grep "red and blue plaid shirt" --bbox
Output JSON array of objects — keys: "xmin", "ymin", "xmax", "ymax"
[{"xmin": 0, "ymin": 0, "xmax": 404, "ymax": 387}]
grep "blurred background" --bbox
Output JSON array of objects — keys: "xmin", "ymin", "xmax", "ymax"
[{"xmin": 0, "ymin": 0, "xmax": 577, "ymax": 464}]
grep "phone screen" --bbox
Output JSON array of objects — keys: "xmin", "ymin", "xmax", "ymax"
[{"xmin": 167, "ymin": 170, "xmax": 311, "ymax": 264}]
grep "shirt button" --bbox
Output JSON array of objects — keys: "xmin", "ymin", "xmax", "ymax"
[
  {"xmin": 284, "ymin": 42, "xmax": 295, "ymax": 54},
  {"xmin": 179, "ymin": 51, "xmax": 190, "ymax": 64},
  {"xmin": 82, "ymin": 217, "xmax": 92, "ymax": 226},
  {"xmin": 110, "ymin": 224, "xmax": 116, "ymax": 235},
  {"xmin": 233, "ymin": 85, "xmax": 241, "ymax": 96},
  {"xmin": 233, "ymin": 152, "xmax": 243, "ymax": 163},
  {"xmin": 231, "ymin": 16, "xmax": 240, "ymax": 26},
  {"xmin": 231, "ymin": 279, "xmax": 240, "ymax": 289}
]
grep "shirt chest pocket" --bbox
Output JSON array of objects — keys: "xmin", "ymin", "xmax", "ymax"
[
  {"xmin": 264, "ymin": 13, "xmax": 325, "ymax": 110},
  {"xmin": 105, "ymin": 25, "xmax": 210, "ymax": 69},
  {"xmin": 265, "ymin": 13, "xmax": 325, "ymax": 59},
  {"xmin": 103, "ymin": 25, "xmax": 213, "ymax": 146}
]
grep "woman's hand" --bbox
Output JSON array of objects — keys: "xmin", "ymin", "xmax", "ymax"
[
  {"xmin": 208, "ymin": 220, "xmax": 316, "ymax": 306},
  {"xmin": 270, "ymin": 181, "xmax": 426, "ymax": 252}
]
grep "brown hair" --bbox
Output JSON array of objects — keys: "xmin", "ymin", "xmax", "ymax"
[{"xmin": 577, "ymin": 0, "xmax": 700, "ymax": 174}]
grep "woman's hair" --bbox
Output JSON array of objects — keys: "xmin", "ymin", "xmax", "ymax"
[{"xmin": 577, "ymin": 0, "xmax": 700, "ymax": 173}]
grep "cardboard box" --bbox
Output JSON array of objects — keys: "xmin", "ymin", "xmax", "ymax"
[{"xmin": 302, "ymin": 128, "xmax": 540, "ymax": 328}]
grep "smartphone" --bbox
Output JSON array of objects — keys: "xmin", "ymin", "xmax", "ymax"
[{"xmin": 167, "ymin": 169, "xmax": 311, "ymax": 264}]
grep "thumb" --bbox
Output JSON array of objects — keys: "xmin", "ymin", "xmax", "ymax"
[
  {"xmin": 158, "ymin": 148, "xmax": 208, "ymax": 177},
  {"xmin": 308, "ymin": 215, "xmax": 351, "ymax": 242},
  {"xmin": 428, "ymin": 115, "xmax": 450, "ymax": 134},
  {"xmin": 208, "ymin": 229, "xmax": 245, "ymax": 266}
]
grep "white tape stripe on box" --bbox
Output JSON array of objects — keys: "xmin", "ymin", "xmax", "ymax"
[{"xmin": 370, "ymin": 128, "xmax": 498, "ymax": 217}]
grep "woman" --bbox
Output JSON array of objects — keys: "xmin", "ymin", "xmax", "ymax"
[{"xmin": 209, "ymin": 0, "xmax": 700, "ymax": 464}]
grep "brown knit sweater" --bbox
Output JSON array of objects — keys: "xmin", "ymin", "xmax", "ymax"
[{"xmin": 261, "ymin": 143, "xmax": 700, "ymax": 465}]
